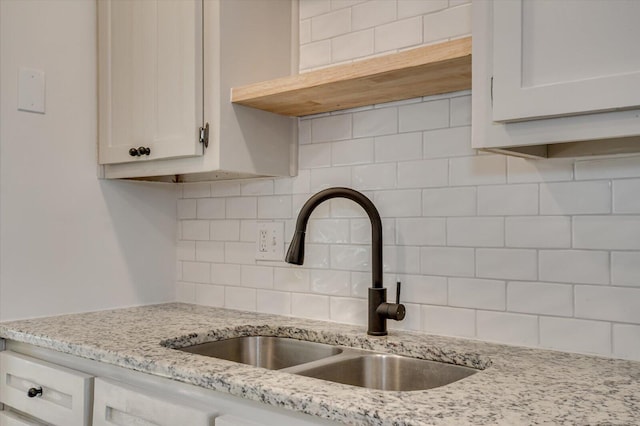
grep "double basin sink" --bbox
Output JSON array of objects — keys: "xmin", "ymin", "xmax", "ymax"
[{"xmin": 173, "ymin": 336, "xmax": 479, "ymax": 392}]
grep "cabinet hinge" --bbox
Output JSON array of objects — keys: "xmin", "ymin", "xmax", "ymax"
[{"xmin": 199, "ymin": 122, "xmax": 209, "ymax": 149}]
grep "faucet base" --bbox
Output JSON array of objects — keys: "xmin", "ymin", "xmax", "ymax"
[{"xmin": 367, "ymin": 287, "xmax": 388, "ymax": 336}]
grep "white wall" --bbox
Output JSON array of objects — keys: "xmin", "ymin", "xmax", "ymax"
[
  {"xmin": 0, "ymin": 0, "xmax": 177, "ymax": 320},
  {"xmin": 176, "ymin": 0, "xmax": 640, "ymax": 362}
]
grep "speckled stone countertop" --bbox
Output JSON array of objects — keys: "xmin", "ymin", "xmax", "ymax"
[{"xmin": 0, "ymin": 303, "xmax": 638, "ymax": 425}]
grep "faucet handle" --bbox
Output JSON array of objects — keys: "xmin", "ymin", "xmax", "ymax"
[{"xmin": 396, "ymin": 281, "xmax": 402, "ymax": 304}]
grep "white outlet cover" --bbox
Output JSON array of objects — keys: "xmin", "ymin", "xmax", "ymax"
[
  {"xmin": 18, "ymin": 68, "xmax": 45, "ymax": 114},
  {"xmin": 255, "ymin": 222, "xmax": 284, "ymax": 261}
]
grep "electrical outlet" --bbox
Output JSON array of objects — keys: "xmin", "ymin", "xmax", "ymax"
[{"xmin": 255, "ymin": 222, "xmax": 284, "ymax": 261}]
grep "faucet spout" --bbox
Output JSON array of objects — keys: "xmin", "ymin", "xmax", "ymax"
[{"xmin": 285, "ymin": 187, "xmax": 405, "ymax": 335}]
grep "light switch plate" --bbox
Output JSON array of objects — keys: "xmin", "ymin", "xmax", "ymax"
[
  {"xmin": 255, "ymin": 222, "xmax": 284, "ymax": 261},
  {"xmin": 18, "ymin": 67, "xmax": 45, "ymax": 114}
]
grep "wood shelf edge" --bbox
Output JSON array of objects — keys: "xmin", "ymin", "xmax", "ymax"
[{"xmin": 231, "ymin": 37, "xmax": 472, "ymax": 117}]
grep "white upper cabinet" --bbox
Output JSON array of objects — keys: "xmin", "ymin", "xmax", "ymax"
[
  {"xmin": 98, "ymin": 0, "xmax": 204, "ymax": 164},
  {"xmin": 98, "ymin": 0, "xmax": 296, "ymax": 182},
  {"xmin": 473, "ymin": 0, "xmax": 640, "ymax": 158}
]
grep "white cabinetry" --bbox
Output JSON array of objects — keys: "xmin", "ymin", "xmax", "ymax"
[
  {"xmin": 472, "ymin": 0, "xmax": 640, "ymax": 158},
  {"xmin": 0, "ymin": 352, "xmax": 93, "ymax": 426},
  {"xmin": 99, "ymin": 0, "xmax": 297, "ymax": 182}
]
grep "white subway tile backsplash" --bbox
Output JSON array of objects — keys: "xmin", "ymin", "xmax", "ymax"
[
  {"xmin": 182, "ymin": 262, "xmax": 210, "ymax": 284},
  {"xmin": 447, "ymin": 217, "xmax": 504, "ymax": 247},
  {"xmin": 331, "ymin": 245, "xmax": 370, "ymax": 271},
  {"xmin": 540, "ymin": 317, "xmax": 611, "ymax": 356},
  {"xmin": 311, "ymin": 8, "xmax": 351, "ymax": 41},
  {"xmin": 396, "ymin": 218, "xmax": 446, "ymax": 246},
  {"xmin": 613, "ymin": 178, "xmax": 640, "ymax": 213},
  {"xmin": 539, "ymin": 250, "xmax": 610, "ymax": 285},
  {"xmin": 298, "ymin": 119, "xmax": 312, "ymax": 145},
  {"xmin": 274, "ymin": 268, "xmax": 310, "ymax": 292},
  {"xmin": 450, "ymin": 155, "xmax": 506, "ymax": 186},
  {"xmin": 308, "ymin": 219, "xmax": 350, "ymax": 243},
  {"xmin": 331, "ymin": 29, "xmax": 375, "ymax": 62},
  {"xmin": 194, "ymin": 284, "xmax": 225, "ymax": 308},
  {"xmin": 352, "ymin": 163, "xmax": 397, "ymax": 190},
  {"xmin": 211, "ymin": 263, "xmax": 241, "ymax": 286},
  {"xmin": 311, "ymin": 269, "xmax": 351, "ymax": 295},
  {"xmin": 421, "ymin": 247, "xmax": 474, "ymax": 277},
  {"xmin": 398, "ymin": 100, "xmax": 449, "ymax": 132},
  {"xmin": 226, "ymin": 197, "xmax": 257, "ymax": 219},
  {"xmin": 422, "ymin": 187, "xmax": 476, "ymax": 216},
  {"xmin": 332, "ymin": 138, "xmax": 374, "ymax": 166},
  {"xmin": 423, "ymin": 3, "xmax": 471, "ymax": 42},
  {"xmin": 398, "ymin": 0, "xmax": 447, "ymax": 18},
  {"xmin": 211, "ymin": 181, "xmax": 241, "ymax": 197},
  {"xmin": 258, "ymin": 196, "xmax": 292, "ymax": 219},
  {"xmin": 397, "ymin": 159, "xmax": 448, "ymax": 188},
  {"xmin": 182, "ymin": 182, "xmax": 211, "ymax": 198},
  {"xmin": 176, "ymin": 282, "xmax": 195, "ymax": 303},
  {"xmin": 575, "ymin": 155, "xmax": 640, "ymax": 180},
  {"xmin": 312, "ymin": 114, "xmax": 352, "ymax": 143},
  {"xmin": 383, "ymin": 245, "xmax": 421, "ymax": 274},
  {"xmin": 505, "ymin": 216, "xmax": 571, "ymax": 248},
  {"xmin": 300, "ymin": 0, "xmax": 331, "ymax": 19},
  {"xmin": 225, "ymin": 287, "xmax": 257, "ymax": 311},
  {"xmin": 374, "ymin": 132, "xmax": 422, "ymax": 163},
  {"xmin": 305, "ymin": 244, "xmax": 331, "ymax": 268},
  {"xmin": 613, "ymin": 324, "xmax": 640, "ymax": 360},
  {"xmin": 182, "ymin": 220, "xmax": 209, "ymax": 241},
  {"xmin": 241, "ymin": 180, "xmax": 274, "ymax": 196},
  {"xmin": 448, "ymin": 277, "xmax": 505, "ymax": 311},
  {"xmin": 210, "ymin": 220, "xmax": 240, "ymax": 241},
  {"xmin": 239, "ymin": 220, "xmax": 258, "ymax": 242},
  {"xmin": 476, "ymin": 249, "xmax": 537, "ymax": 281},
  {"xmin": 422, "ymin": 306, "xmax": 475, "ymax": 338},
  {"xmin": 574, "ymin": 216, "xmax": 640, "ymax": 250},
  {"xmin": 477, "ymin": 184, "xmax": 538, "ymax": 216},
  {"xmin": 575, "ymin": 285, "xmax": 640, "ymax": 323},
  {"xmin": 352, "ymin": 0, "xmax": 397, "ymax": 30},
  {"xmin": 300, "ymin": 40, "xmax": 332, "ymax": 70},
  {"xmin": 477, "ymin": 311, "xmax": 538, "ymax": 347},
  {"xmin": 351, "ymin": 218, "xmax": 395, "ymax": 244},
  {"xmin": 177, "ymin": 241, "xmax": 195, "ymax": 261},
  {"xmin": 196, "ymin": 198, "xmax": 225, "ymax": 219},
  {"xmin": 507, "ymin": 281, "xmax": 573, "ymax": 316},
  {"xmin": 195, "ymin": 241, "xmax": 225, "ymax": 263},
  {"xmin": 423, "ymin": 126, "xmax": 474, "ymax": 159},
  {"xmin": 177, "ymin": 199, "xmax": 196, "ymax": 219},
  {"xmin": 224, "ymin": 242, "xmax": 256, "ymax": 264},
  {"xmin": 374, "ymin": 16, "xmax": 422, "ymax": 53},
  {"xmin": 353, "ymin": 107, "xmax": 398, "ymax": 138},
  {"xmin": 374, "ymin": 189, "xmax": 422, "ymax": 217},
  {"xmin": 540, "ymin": 181, "xmax": 611, "ymax": 215},
  {"xmin": 275, "ymin": 170, "xmax": 311, "ymax": 195},
  {"xmin": 241, "ymin": 265, "xmax": 273, "ymax": 289},
  {"xmin": 257, "ymin": 290, "xmax": 291, "ymax": 315},
  {"xmin": 398, "ymin": 274, "xmax": 447, "ymax": 305},
  {"xmin": 507, "ymin": 157, "xmax": 573, "ymax": 183},
  {"xmin": 331, "ymin": 197, "xmax": 369, "ymax": 218},
  {"xmin": 611, "ymin": 252, "xmax": 640, "ymax": 287},
  {"xmin": 291, "ymin": 293, "xmax": 330, "ymax": 320},
  {"xmin": 331, "ymin": 0, "xmax": 366, "ymax": 10},
  {"xmin": 330, "ymin": 297, "xmax": 368, "ymax": 326},
  {"xmin": 300, "ymin": 19, "xmax": 312, "ymax": 45},
  {"xmin": 310, "ymin": 166, "xmax": 352, "ymax": 192},
  {"xmin": 449, "ymin": 95, "xmax": 471, "ymax": 127}
]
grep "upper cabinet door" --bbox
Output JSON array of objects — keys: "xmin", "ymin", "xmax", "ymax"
[
  {"xmin": 98, "ymin": 0, "xmax": 204, "ymax": 164},
  {"xmin": 492, "ymin": 0, "xmax": 640, "ymax": 123}
]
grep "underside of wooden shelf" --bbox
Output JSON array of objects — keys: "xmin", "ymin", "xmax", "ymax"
[{"xmin": 231, "ymin": 37, "xmax": 472, "ymax": 117}]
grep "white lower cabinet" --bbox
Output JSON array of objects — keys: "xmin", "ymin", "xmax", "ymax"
[
  {"xmin": 0, "ymin": 352, "xmax": 93, "ymax": 426},
  {"xmin": 0, "ymin": 343, "xmax": 337, "ymax": 426},
  {"xmin": 93, "ymin": 378, "xmax": 215, "ymax": 426}
]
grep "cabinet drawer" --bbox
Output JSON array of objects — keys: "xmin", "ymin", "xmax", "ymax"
[
  {"xmin": 0, "ymin": 352, "xmax": 92, "ymax": 426},
  {"xmin": 0, "ymin": 410, "xmax": 47, "ymax": 426},
  {"xmin": 93, "ymin": 378, "xmax": 216, "ymax": 426}
]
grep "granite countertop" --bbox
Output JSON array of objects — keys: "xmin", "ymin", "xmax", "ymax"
[{"xmin": 0, "ymin": 303, "xmax": 638, "ymax": 425}]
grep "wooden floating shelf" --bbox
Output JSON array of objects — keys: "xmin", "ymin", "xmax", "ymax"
[{"xmin": 231, "ymin": 37, "xmax": 472, "ymax": 117}]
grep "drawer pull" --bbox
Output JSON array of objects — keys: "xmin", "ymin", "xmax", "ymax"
[{"xmin": 27, "ymin": 387, "xmax": 42, "ymax": 398}]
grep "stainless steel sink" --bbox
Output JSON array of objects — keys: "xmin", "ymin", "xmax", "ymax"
[
  {"xmin": 175, "ymin": 336, "xmax": 342, "ymax": 370},
  {"xmin": 294, "ymin": 353, "xmax": 478, "ymax": 391}
]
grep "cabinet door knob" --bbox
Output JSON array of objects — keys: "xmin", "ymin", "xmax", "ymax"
[
  {"xmin": 27, "ymin": 387, "xmax": 43, "ymax": 398},
  {"xmin": 138, "ymin": 146, "xmax": 151, "ymax": 156},
  {"xmin": 129, "ymin": 148, "xmax": 140, "ymax": 157}
]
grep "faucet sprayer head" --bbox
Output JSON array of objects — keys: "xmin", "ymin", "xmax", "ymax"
[{"xmin": 285, "ymin": 231, "xmax": 306, "ymax": 265}]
